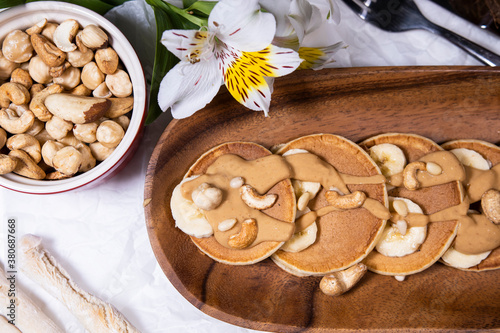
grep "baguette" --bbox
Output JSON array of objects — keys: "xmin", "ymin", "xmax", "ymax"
[
  {"xmin": 0, "ymin": 315, "xmax": 22, "ymax": 333},
  {"xmin": 19, "ymin": 234, "xmax": 140, "ymax": 333},
  {"xmin": 0, "ymin": 266, "xmax": 63, "ymax": 333}
]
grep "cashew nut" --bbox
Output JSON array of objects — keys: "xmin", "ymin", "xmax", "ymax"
[
  {"xmin": 52, "ymin": 66, "xmax": 81, "ymax": 90},
  {"xmin": 30, "ymin": 83, "xmax": 44, "ymax": 96},
  {"xmin": 0, "ymin": 154, "xmax": 17, "ymax": 174},
  {"xmin": 229, "ymin": 176, "xmax": 244, "ymax": 189},
  {"xmin": 52, "ymin": 19, "xmax": 79, "ymax": 52},
  {"xmin": 6, "ymin": 134, "xmax": 42, "ymax": 163},
  {"xmin": 392, "ymin": 200, "xmax": 409, "ymax": 217},
  {"xmin": 75, "ymin": 31, "xmax": 88, "ymax": 53},
  {"xmin": 0, "ymin": 107, "xmax": 35, "ymax": 134},
  {"xmin": 41, "ymin": 22, "xmax": 59, "ymax": 42},
  {"xmin": 95, "ymin": 47, "xmax": 118, "ymax": 74},
  {"xmin": 26, "ymin": 19, "xmax": 48, "ymax": 36},
  {"xmin": 105, "ymin": 69, "xmax": 132, "ymax": 97},
  {"xmin": 92, "ymin": 82, "xmax": 112, "ymax": 98},
  {"xmin": 426, "ymin": 161, "xmax": 442, "ymax": 176},
  {"xmin": 45, "ymin": 116, "xmax": 73, "ymax": 140},
  {"xmin": 325, "ymin": 190, "xmax": 366, "ymax": 209},
  {"xmin": 41, "ymin": 140, "xmax": 65, "ymax": 167},
  {"xmin": 319, "ymin": 263, "xmax": 367, "ymax": 296},
  {"xmin": 52, "ymin": 146, "xmax": 82, "ymax": 176},
  {"xmin": 218, "ymin": 218, "xmax": 237, "ymax": 232},
  {"xmin": 191, "ymin": 182, "xmax": 223, "ymax": 210},
  {"xmin": 0, "ymin": 128, "xmax": 6, "ymax": 148},
  {"xmin": 79, "ymin": 25, "xmax": 108, "ymax": 50},
  {"xmin": 57, "ymin": 132, "xmax": 82, "ymax": 147},
  {"xmin": 2, "ymin": 30, "xmax": 33, "ymax": 63},
  {"xmin": 49, "ymin": 61, "xmax": 71, "ymax": 78},
  {"xmin": 73, "ymin": 122, "xmax": 98, "ymax": 143},
  {"xmin": 10, "ymin": 68, "xmax": 33, "ymax": 89},
  {"xmin": 403, "ymin": 161, "xmax": 427, "ymax": 190},
  {"xmin": 113, "ymin": 115, "xmax": 130, "ymax": 131},
  {"xmin": 29, "ymin": 83, "xmax": 64, "ymax": 121},
  {"xmin": 28, "ymin": 56, "xmax": 52, "ymax": 84},
  {"xmin": 34, "ymin": 129, "xmax": 55, "ymax": 146},
  {"xmin": 481, "ymin": 189, "xmax": 500, "ymax": 224},
  {"xmin": 228, "ymin": 218, "xmax": 258, "ymax": 249},
  {"xmin": 89, "ymin": 141, "xmax": 114, "ymax": 161},
  {"xmin": 25, "ymin": 118, "xmax": 44, "ymax": 136},
  {"xmin": 76, "ymin": 144, "xmax": 96, "ymax": 172},
  {"xmin": 66, "ymin": 47, "xmax": 94, "ymax": 68},
  {"xmin": 104, "ymin": 97, "xmax": 134, "ymax": 118},
  {"xmin": 30, "ymin": 33, "xmax": 66, "ymax": 67},
  {"xmin": 81, "ymin": 61, "xmax": 104, "ymax": 90},
  {"xmin": 45, "ymin": 170, "xmax": 71, "ymax": 180},
  {"xmin": 297, "ymin": 192, "xmax": 312, "ymax": 211},
  {"xmin": 0, "ymin": 82, "xmax": 30, "ymax": 108},
  {"xmin": 69, "ymin": 84, "xmax": 92, "ymax": 96},
  {"xmin": 0, "ymin": 50, "xmax": 20, "ymax": 81},
  {"xmin": 240, "ymin": 184, "xmax": 277, "ymax": 210},
  {"xmin": 96, "ymin": 120, "xmax": 124, "ymax": 148},
  {"xmin": 8, "ymin": 149, "xmax": 46, "ymax": 179}
]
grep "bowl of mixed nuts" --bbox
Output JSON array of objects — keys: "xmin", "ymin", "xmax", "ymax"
[{"xmin": 0, "ymin": 1, "xmax": 147, "ymax": 194}]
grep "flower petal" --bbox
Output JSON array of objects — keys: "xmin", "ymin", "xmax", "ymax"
[
  {"xmin": 219, "ymin": 44, "xmax": 302, "ymax": 116},
  {"xmin": 288, "ymin": 0, "xmax": 323, "ymax": 43},
  {"xmin": 161, "ymin": 29, "xmax": 213, "ymax": 63},
  {"xmin": 158, "ymin": 58, "xmax": 222, "ymax": 119},
  {"xmin": 298, "ymin": 42, "xmax": 345, "ymax": 70},
  {"xmin": 259, "ymin": 0, "xmax": 295, "ymax": 37},
  {"xmin": 209, "ymin": 0, "xmax": 276, "ymax": 52}
]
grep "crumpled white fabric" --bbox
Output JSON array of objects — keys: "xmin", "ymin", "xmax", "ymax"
[{"xmin": 0, "ymin": 0, "xmax": 498, "ymax": 332}]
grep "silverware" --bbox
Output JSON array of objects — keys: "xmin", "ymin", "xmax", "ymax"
[{"xmin": 341, "ymin": 0, "xmax": 500, "ymax": 66}]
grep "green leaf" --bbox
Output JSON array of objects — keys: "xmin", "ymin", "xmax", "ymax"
[
  {"xmin": 185, "ymin": 1, "xmax": 216, "ymax": 17},
  {"xmin": 0, "ymin": 0, "xmax": 25, "ymax": 8},
  {"xmin": 182, "ymin": 0, "xmax": 196, "ymax": 8},
  {"xmin": 144, "ymin": 5, "xmax": 176, "ymax": 124},
  {"xmin": 22, "ymin": 0, "xmax": 118, "ymax": 15}
]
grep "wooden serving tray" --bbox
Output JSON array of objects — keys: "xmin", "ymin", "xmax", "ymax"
[{"xmin": 144, "ymin": 66, "xmax": 500, "ymax": 332}]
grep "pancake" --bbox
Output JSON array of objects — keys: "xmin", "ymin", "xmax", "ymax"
[
  {"xmin": 271, "ymin": 133, "xmax": 389, "ymax": 276},
  {"xmin": 180, "ymin": 142, "xmax": 296, "ymax": 265},
  {"xmin": 359, "ymin": 133, "xmax": 463, "ymax": 276},
  {"xmin": 441, "ymin": 139, "xmax": 500, "ymax": 271}
]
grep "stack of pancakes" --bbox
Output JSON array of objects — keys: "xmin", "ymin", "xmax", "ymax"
[{"xmin": 169, "ymin": 133, "xmax": 500, "ymax": 293}]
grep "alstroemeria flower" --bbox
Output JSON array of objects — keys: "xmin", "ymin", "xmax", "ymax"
[
  {"xmin": 260, "ymin": 0, "xmax": 345, "ymax": 70},
  {"xmin": 158, "ymin": 0, "xmax": 303, "ymax": 118}
]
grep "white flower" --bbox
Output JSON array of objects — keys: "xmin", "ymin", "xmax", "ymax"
[
  {"xmin": 260, "ymin": 0, "xmax": 345, "ymax": 70},
  {"xmin": 158, "ymin": 0, "xmax": 303, "ymax": 119}
]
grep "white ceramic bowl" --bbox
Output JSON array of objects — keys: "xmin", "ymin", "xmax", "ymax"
[{"xmin": 0, "ymin": 1, "xmax": 147, "ymax": 194}]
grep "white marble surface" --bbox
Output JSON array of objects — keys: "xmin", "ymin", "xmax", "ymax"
[{"xmin": 0, "ymin": 0, "xmax": 498, "ymax": 332}]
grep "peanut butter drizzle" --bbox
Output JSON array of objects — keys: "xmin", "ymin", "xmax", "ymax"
[
  {"xmin": 295, "ymin": 198, "xmax": 391, "ymax": 233},
  {"xmin": 181, "ymin": 154, "xmax": 295, "ymax": 249},
  {"xmin": 182, "ymin": 152, "xmax": 390, "ymax": 249},
  {"xmin": 464, "ymin": 164, "xmax": 500, "ymax": 203},
  {"xmin": 383, "ymin": 148, "xmax": 500, "ymax": 255},
  {"xmin": 388, "ymin": 151, "xmax": 466, "ymax": 188}
]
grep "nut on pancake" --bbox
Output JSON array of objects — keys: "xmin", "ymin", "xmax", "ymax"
[
  {"xmin": 271, "ymin": 133, "xmax": 388, "ymax": 276},
  {"xmin": 441, "ymin": 139, "xmax": 500, "ymax": 271},
  {"xmin": 184, "ymin": 142, "xmax": 296, "ymax": 265},
  {"xmin": 360, "ymin": 133, "xmax": 462, "ymax": 276}
]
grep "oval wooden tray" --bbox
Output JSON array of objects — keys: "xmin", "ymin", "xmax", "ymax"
[{"xmin": 144, "ymin": 66, "xmax": 500, "ymax": 332}]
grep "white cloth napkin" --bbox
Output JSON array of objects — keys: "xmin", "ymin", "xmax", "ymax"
[{"xmin": 0, "ymin": 0, "xmax": 498, "ymax": 332}]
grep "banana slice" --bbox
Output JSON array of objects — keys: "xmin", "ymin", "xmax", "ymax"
[
  {"xmin": 369, "ymin": 143, "xmax": 406, "ymax": 178},
  {"xmin": 376, "ymin": 197, "xmax": 427, "ymax": 257},
  {"xmin": 171, "ymin": 176, "xmax": 214, "ymax": 238},
  {"xmin": 280, "ymin": 221, "xmax": 318, "ymax": 253},
  {"xmin": 441, "ymin": 246, "xmax": 491, "ymax": 269},
  {"xmin": 450, "ymin": 148, "xmax": 491, "ymax": 170},
  {"xmin": 441, "ymin": 149, "xmax": 491, "ymax": 268}
]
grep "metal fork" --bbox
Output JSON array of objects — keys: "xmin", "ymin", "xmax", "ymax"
[{"xmin": 341, "ymin": 0, "xmax": 500, "ymax": 66}]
